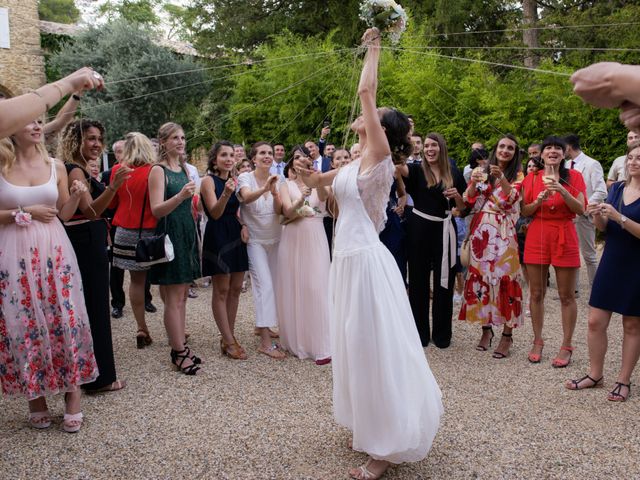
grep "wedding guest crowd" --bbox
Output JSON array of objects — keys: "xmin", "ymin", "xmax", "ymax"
[{"xmin": 2, "ymin": 58, "xmax": 640, "ymax": 446}]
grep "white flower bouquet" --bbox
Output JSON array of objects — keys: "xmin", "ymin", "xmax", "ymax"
[
  {"xmin": 296, "ymin": 200, "xmax": 323, "ymax": 218},
  {"xmin": 359, "ymin": 0, "xmax": 408, "ymax": 44}
]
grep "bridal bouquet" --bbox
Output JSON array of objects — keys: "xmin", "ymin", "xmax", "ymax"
[{"xmin": 359, "ymin": 0, "xmax": 408, "ymax": 44}]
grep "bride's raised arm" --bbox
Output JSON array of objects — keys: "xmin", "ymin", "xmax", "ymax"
[{"xmin": 358, "ymin": 28, "xmax": 391, "ymax": 173}]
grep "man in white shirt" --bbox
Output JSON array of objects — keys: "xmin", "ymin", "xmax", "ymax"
[
  {"xmin": 563, "ymin": 134, "xmax": 608, "ymax": 291},
  {"xmin": 304, "ymin": 139, "xmax": 330, "ymax": 172},
  {"xmin": 607, "ymin": 130, "xmax": 640, "ymax": 188},
  {"xmin": 270, "ymin": 142, "xmax": 286, "ymax": 176}
]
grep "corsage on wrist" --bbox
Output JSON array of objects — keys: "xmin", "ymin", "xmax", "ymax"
[{"xmin": 13, "ymin": 207, "xmax": 32, "ymax": 227}]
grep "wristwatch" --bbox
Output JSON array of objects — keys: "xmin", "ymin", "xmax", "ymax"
[{"xmin": 620, "ymin": 214, "xmax": 628, "ymax": 228}]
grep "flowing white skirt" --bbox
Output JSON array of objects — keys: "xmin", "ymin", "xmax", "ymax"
[{"xmin": 330, "ymin": 242, "xmax": 443, "ymax": 463}]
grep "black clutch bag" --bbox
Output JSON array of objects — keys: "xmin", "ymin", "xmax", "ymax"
[{"xmin": 135, "ymin": 167, "xmax": 175, "ymax": 267}]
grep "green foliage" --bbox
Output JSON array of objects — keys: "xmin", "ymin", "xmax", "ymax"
[
  {"xmin": 38, "ymin": 0, "xmax": 80, "ymax": 24},
  {"xmin": 49, "ymin": 20, "xmax": 209, "ymax": 143},
  {"xmin": 185, "ymin": 0, "xmax": 640, "ymax": 171},
  {"xmin": 99, "ymin": 0, "xmax": 162, "ymax": 25}
]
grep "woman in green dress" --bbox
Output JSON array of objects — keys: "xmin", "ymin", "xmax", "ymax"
[{"xmin": 148, "ymin": 122, "xmax": 202, "ymax": 375}]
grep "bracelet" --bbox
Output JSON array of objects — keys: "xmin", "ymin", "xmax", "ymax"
[
  {"xmin": 51, "ymin": 82, "xmax": 65, "ymax": 100},
  {"xmin": 107, "ymin": 185, "xmax": 117, "ymax": 193},
  {"xmin": 29, "ymin": 90, "xmax": 50, "ymax": 111},
  {"xmin": 72, "ymin": 94, "xmax": 82, "ymax": 101}
]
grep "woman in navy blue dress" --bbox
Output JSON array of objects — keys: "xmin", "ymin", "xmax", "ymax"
[
  {"xmin": 201, "ymin": 141, "xmax": 249, "ymax": 360},
  {"xmin": 379, "ymin": 180, "xmax": 407, "ymax": 286},
  {"xmin": 566, "ymin": 142, "xmax": 640, "ymax": 402}
]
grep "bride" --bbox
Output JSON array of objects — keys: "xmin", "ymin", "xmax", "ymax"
[{"xmin": 296, "ymin": 28, "xmax": 443, "ymax": 480}]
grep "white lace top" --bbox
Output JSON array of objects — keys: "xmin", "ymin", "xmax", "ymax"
[{"xmin": 356, "ymin": 156, "xmax": 395, "ymax": 234}]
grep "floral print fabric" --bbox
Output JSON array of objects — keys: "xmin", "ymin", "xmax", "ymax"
[
  {"xmin": 459, "ymin": 174, "xmax": 524, "ymax": 327},
  {"xmin": 0, "ymin": 220, "xmax": 97, "ymax": 399}
]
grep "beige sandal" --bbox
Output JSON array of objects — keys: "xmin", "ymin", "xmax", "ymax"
[
  {"xmin": 63, "ymin": 412, "xmax": 83, "ymax": 433},
  {"xmin": 349, "ymin": 459, "xmax": 391, "ymax": 480},
  {"xmin": 29, "ymin": 411, "xmax": 51, "ymax": 429}
]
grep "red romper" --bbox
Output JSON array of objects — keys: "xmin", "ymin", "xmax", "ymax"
[{"xmin": 522, "ymin": 170, "xmax": 587, "ymax": 267}]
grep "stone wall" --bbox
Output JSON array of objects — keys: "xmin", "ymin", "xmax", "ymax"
[{"xmin": 0, "ymin": 0, "xmax": 46, "ymax": 96}]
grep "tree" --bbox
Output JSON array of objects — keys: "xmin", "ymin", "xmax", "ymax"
[
  {"xmin": 98, "ymin": 0, "xmax": 162, "ymax": 25},
  {"xmin": 50, "ymin": 20, "xmax": 209, "ymax": 143},
  {"xmin": 38, "ymin": 0, "xmax": 81, "ymax": 24}
]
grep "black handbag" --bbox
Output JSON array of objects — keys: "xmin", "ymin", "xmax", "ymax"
[{"xmin": 135, "ymin": 167, "xmax": 175, "ymax": 267}]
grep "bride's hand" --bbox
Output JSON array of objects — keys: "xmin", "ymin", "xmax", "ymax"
[{"xmin": 361, "ymin": 28, "xmax": 381, "ymax": 47}]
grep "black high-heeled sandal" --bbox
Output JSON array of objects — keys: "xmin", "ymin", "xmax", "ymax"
[
  {"xmin": 476, "ymin": 326, "xmax": 494, "ymax": 351},
  {"xmin": 171, "ymin": 348, "xmax": 200, "ymax": 375},
  {"xmin": 492, "ymin": 332, "xmax": 513, "ymax": 359},
  {"xmin": 184, "ymin": 345, "xmax": 202, "ymax": 365}
]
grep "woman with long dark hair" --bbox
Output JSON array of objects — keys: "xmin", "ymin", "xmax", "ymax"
[
  {"xmin": 201, "ymin": 141, "xmax": 249, "ymax": 360},
  {"xmin": 521, "ymin": 136, "xmax": 586, "ymax": 367},
  {"xmin": 276, "ymin": 145, "xmax": 331, "ymax": 364},
  {"xmin": 295, "ymin": 28, "xmax": 442, "ymax": 480},
  {"xmin": 459, "ymin": 134, "xmax": 524, "ymax": 358},
  {"xmin": 398, "ymin": 133, "xmax": 466, "ymax": 348},
  {"xmin": 237, "ymin": 141, "xmax": 285, "ymax": 359},
  {"xmin": 59, "ymin": 119, "xmax": 129, "ymax": 393}
]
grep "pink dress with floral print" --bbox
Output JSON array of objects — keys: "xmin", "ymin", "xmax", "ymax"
[
  {"xmin": 0, "ymin": 161, "xmax": 97, "ymax": 399},
  {"xmin": 458, "ymin": 173, "xmax": 525, "ymax": 328}
]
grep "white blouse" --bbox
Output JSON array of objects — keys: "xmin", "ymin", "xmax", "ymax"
[{"xmin": 237, "ymin": 171, "xmax": 283, "ymax": 245}]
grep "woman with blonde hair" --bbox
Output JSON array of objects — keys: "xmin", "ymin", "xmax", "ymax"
[
  {"xmin": 59, "ymin": 119, "xmax": 130, "ymax": 394},
  {"xmin": 109, "ymin": 132, "xmax": 158, "ymax": 348},
  {"xmin": 398, "ymin": 132, "xmax": 466, "ymax": 348},
  {"xmin": 148, "ymin": 122, "xmax": 201, "ymax": 374},
  {"xmin": 566, "ymin": 141, "xmax": 640, "ymax": 401},
  {"xmin": 0, "ymin": 119, "xmax": 97, "ymax": 432},
  {"xmin": 201, "ymin": 141, "xmax": 249, "ymax": 359}
]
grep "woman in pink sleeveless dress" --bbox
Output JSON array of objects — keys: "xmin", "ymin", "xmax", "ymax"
[
  {"xmin": 276, "ymin": 145, "xmax": 331, "ymax": 364},
  {"xmin": 0, "ymin": 119, "xmax": 97, "ymax": 432}
]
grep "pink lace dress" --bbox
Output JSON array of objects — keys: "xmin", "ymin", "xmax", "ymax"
[
  {"xmin": 0, "ymin": 162, "xmax": 97, "ymax": 399},
  {"xmin": 276, "ymin": 181, "xmax": 330, "ymax": 360},
  {"xmin": 330, "ymin": 156, "xmax": 443, "ymax": 463}
]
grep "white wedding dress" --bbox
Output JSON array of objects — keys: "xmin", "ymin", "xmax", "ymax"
[{"xmin": 330, "ymin": 156, "xmax": 443, "ymax": 463}]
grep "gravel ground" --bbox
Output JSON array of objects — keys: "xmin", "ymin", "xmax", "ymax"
[{"xmin": 1, "ymin": 265, "xmax": 638, "ymax": 479}]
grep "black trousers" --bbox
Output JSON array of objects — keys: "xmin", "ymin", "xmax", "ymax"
[
  {"xmin": 406, "ymin": 213, "xmax": 456, "ymax": 348},
  {"xmin": 66, "ymin": 221, "xmax": 117, "ymax": 390},
  {"xmin": 109, "ymin": 226, "xmax": 152, "ymax": 308}
]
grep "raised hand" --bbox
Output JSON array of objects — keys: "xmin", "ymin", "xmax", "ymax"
[
  {"xmin": 179, "ymin": 180, "xmax": 197, "ymax": 200},
  {"xmin": 223, "ymin": 178, "xmax": 236, "ymax": 196},
  {"xmin": 571, "ymin": 62, "xmax": 626, "ymax": 108},
  {"xmin": 111, "ymin": 165, "xmax": 132, "ymax": 190},
  {"xmin": 60, "ymin": 67, "xmax": 106, "ymax": 94},
  {"xmin": 620, "ymin": 101, "xmax": 640, "ymax": 131},
  {"xmin": 489, "ymin": 165, "xmax": 503, "ymax": 179},
  {"xmin": 300, "ymin": 186, "xmax": 312, "ymax": 197},
  {"xmin": 361, "ymin": 27, "xmax": 381, "ymax": 47}
]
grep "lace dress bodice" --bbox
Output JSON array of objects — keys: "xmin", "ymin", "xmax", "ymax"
[{"xmin": 332, "ymin": 156, "xmax": 394, "ymax": 254}]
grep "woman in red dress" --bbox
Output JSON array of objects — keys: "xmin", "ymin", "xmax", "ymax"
[{"xmin": 521, "ymin": 136, "xmax": 586, "ymax": 367}]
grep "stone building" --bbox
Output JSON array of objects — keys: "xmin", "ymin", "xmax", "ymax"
[{"xmin": 0, "ymin": 0, "xmax": 46, "ymax": 97}]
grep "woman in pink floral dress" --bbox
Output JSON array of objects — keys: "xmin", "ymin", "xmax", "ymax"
[
  {"xmin": 0, "ymin": 119, "xmax": 97, "ymax": 432},
  {"xmin": 459, "ymin": 134, "xmax": 525, "ymax": 359}
]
